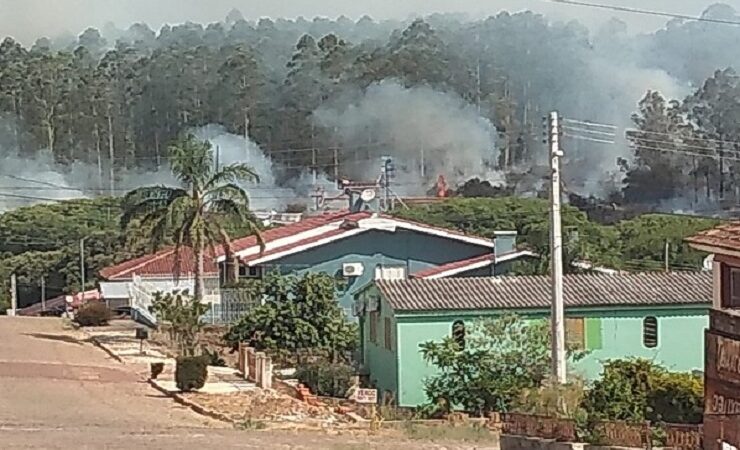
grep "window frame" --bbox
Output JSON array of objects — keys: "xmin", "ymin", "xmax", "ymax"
[
  {"xmin": 643, "ymin": 316, "xmax": 659, "ymax": 348},
  {"xmin": 727, "ymin": 267, "xmax": 740, "ymax": 308},
  {"xmin": 452, "ymin": 320, "xmax": 466, "ymax": 350},
  {"xmin": 565, "ymin": 317, "xmax": 585, "ymax": 350}
]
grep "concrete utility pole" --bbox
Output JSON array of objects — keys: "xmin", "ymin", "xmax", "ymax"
[
  {"xmin": 9, "ymin": 273, "xmax": 17, "ymax": 316},
  {"xmin": 41, "ymin": 276, "xmax": 46, "ymax": 312},
  {"xmin": 548, "ymin": 111, "xmax": 567, "ymax": 384},
  {"xmin": 80, "ymin": 238, "xmax": 86, "ymax": 296}
]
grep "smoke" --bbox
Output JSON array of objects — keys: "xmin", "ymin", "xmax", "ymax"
[
  {"xmin": 192, "ymin": 124, "xmax": 328, "ymax": 210},
  {"xmin": 314, "ymin": 80, "xmax": 501, "ymax": 195}
]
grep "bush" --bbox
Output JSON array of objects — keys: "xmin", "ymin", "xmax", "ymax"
[
  {"xmin": 582, "ymin": 358, "xmax": 703, "ymax": 424},
  {"xmin": 295, "ymin": 360, "xmax": 355, "ymax": 398},
  {"xmin": 175, "ymin": 355, "xmax": 209, "ymax": 392},
  {"xmin": 74, "ymin": 302, "xmax": 112, "ymax": 327}
]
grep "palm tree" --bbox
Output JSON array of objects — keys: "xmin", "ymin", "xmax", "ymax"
[{"xmin": 121, "ymin": 134, "xmax": 262, "ymax": 300}]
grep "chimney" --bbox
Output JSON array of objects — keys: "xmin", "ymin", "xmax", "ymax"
[{"xmin": 493, "ymin": 231, "xmax": 517, "ymax": 258}]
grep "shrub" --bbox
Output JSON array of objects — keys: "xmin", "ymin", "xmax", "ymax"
[
  {"xmin": 74, "ymin": 302, "xmax": 112, "ymax": 327},
  {"xmin": 582, "ymin": 358, "xmax": 703, "ymax": 424},
  {"xmin": 175, "ymin": 355, "xmax": 209, "ymax": 392},
  {"xmin": 295, "ymin": 360, "xmax": 355, "ymax": 398}
]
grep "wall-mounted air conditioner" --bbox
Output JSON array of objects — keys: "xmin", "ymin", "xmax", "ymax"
[{"xmin": 343, "ymin": 262, "xmax": 364, "ymax": 277}]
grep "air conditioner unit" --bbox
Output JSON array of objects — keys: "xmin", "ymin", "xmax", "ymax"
[{"xmin": 343, "ymin": 262, "xmax": 364, "ymax": 277}]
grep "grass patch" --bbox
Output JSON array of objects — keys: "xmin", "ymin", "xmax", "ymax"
[{"xmin": 401, "ymin": 422, "xmax": 498, "ymax": 443}]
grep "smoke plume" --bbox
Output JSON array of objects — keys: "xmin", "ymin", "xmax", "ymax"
[{"xmin": 314, "ymin": 80, "xmax": 501, "ymax": 195}]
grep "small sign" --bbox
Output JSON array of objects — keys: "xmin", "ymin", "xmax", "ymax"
[
  {"xmin": 135, "ymin": 328, "xmax": 149, "ymax": 340},
  {"xmin": 354, "ymin": 389, "xmax": 378, "ymax": 404}
]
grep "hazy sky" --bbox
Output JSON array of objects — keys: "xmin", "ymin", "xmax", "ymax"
[{"xmin": 2, "ymin": 0, "xmax": 739, "ymax": 44}]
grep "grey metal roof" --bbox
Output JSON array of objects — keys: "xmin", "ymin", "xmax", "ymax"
[{"xmin": 375, "ymin": 272, "xmax": 712, "ymax": 312}]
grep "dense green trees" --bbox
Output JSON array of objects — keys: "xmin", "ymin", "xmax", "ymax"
[
  {"xmin": 395, "ymin": 198, "xmax": 717, "ymax": 273},
  {"xmin": 224, "ymin": 271, "xmax": 357, "ymax": 360},
  {"xmin": 2, "ymin": 8, "xmax": 739, "ymax": 207}
]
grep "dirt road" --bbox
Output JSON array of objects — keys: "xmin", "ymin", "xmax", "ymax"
[{"xmin": 0, "ymin": 317, "xmax": 492, "ymax": 449}]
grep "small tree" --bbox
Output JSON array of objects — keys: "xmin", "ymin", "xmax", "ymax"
[
  {"xmin": 224, "ymin": 271, "xmax": 357, "ymax": 362},
  {"xmin": 582, "ymin": 358, "xmax": 703, "ymax": 424},
  {"xmin": 419, "ymin": 314, "xmax": 584, "ymax": 416},
  {"xmin": 150, "ymin": 290, "xmax": 209, "ymax": 356}
]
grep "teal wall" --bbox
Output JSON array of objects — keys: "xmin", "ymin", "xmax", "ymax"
[
  {"xmin": 263, "ymin": 230, "xmax": 495, "ymax": 316},
  {"xmin": 357, "ymin": 285, "xmax": 399, "ymax": 398},
  {"xmin": 369, "ymin": 306, "xmax": 709, "ymax": 407}
]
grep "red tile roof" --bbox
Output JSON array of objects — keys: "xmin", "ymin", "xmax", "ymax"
[
  {"xmin": 411, "ymin": 250, "xmax": 536, "ymax": 279},
  {"xmin": 376, "ymin": 272, "xmax": 712, "ymax": 312},
  {"xmin": 99, "ymin": 211, "xmax": 366, "ymax": 279},
  {"xmin": 412, "ymin": 254, "xmax": 495, "ymax": 279},
  {"xmin": 686, "ymin": 222, "xmax": 740, "ymax": 254},
  {"xmin": 100, "ymin": 210, "xmax": 497, "ymax": 279},
  {"xmin": 99, "ymin": 247, "xmax": 219, "ymax": 280}
]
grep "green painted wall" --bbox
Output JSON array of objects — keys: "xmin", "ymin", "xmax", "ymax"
[
  {"xmin": 377, "ymin": 306, "xmax": 709, "ymax": 407},
  {"xmin": 357, "ymin": 285, "xmax": 399, "ymax": 398}
]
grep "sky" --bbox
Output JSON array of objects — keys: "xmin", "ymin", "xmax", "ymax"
[{"xmin": 2, "ymin": 0, "xmax": 739, "ymax": 44}]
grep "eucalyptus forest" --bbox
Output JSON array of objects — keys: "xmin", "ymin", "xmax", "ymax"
[{"xmin": 2, "ymin": 5, "xmax": 740, "ymax": 306}]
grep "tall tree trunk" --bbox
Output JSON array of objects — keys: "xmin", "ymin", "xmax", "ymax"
[
  {"xmin": 93, "ymin": 105, "xmax": 103, "ymax": 190},
  {"xmin": 194, "ymin": 242, "xmax": 205, "ymax": 301},
  {"xmin": 107, "ymin": 109, "xmax": 115, "ymax": 196}
]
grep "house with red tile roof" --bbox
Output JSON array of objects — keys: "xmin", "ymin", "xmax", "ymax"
[
  {"xmin": 98, "ymin": 210, "xmax": 534, "ymax": 317},
  {"xmin": 354, "ymin": 272, "xmax": 712, "ymax": 407}
]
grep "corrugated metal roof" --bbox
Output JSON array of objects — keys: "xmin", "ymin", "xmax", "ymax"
[
  {"xmin": 686, "ymin": 222, "xmax": 740, "ymax": 253},
  {"xmin": 376, "ymin": 272, "xmax": 712, "ymax": 312}
]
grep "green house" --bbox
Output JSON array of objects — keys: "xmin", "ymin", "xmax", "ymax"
[{"xmin": 353, "ymin": 272, "xmax": 712, "ymax": 407}]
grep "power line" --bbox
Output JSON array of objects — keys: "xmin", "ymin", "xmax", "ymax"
[{"xmin": 545, "ymin": 0, "xmax": 740, "ymax": 26}]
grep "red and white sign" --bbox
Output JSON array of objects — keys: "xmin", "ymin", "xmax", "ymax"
[{"xmin": 354, "ymin": 389, "xmax": 378, "ymax": 404}]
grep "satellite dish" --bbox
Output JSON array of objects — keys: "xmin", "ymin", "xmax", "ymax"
[
  {"xmin": 360, "ymin": 189, "xmax": 377, "ymax": 202},
  {"xmin": 703, "ymin": 254, "xmax": 714, "ymax": 271}
]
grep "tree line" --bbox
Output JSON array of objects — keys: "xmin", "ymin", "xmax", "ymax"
[{"xmin": 3, "ymin": 6, "xmax": 740, "ymax": 207}]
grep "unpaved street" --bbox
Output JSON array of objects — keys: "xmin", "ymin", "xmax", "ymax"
[{"xmin": 0, "ymin": 317, "xmax": 489, "ymax": 449}]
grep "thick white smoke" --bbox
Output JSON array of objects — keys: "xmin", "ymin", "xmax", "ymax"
[{"xmin": 314, "ymin": 80, "xmax": 502, "ymax": 195}]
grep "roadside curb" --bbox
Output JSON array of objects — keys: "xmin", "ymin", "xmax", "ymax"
[{"xmin": 147, "ymin": 378, "xmax": 235, "ymax": 424}]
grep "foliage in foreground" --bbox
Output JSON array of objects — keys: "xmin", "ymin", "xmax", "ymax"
[
  {"xmin": 582, "ymin": 358, "xmax": 703, "ymax": 424},
  {"xmin": 294, "ymin": 360, "xmax": 355, "ymax": 398},
  {"xmin": 419, "ymin": 314, "xmax": 584, "ymax": 416},
  {"xmin": 73, "ymin": 302, "xmax": 112, "ymax": 327},
  {"xmin": 150, "ymin": 291, "xmax": 210, "ymax": 356},
  {"xmin": 224, "ymin": 272, "xmax": 357, "ymax": 361},
  {"xmin": 175, "ymin": 355, "xmax": 209, "ymax": 392}
]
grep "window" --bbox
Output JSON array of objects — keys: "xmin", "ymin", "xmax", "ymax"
[
  {"xmin": 643, "ymin": 316, "xmax": 658, "ymax": 348},
  {"xmin": 369, "ymin": 311, "xmax": 378, "ymax": 344},
  {"xmin": 566, "ymin": 318, "xmax": 585, "ymax": 350},
  {"xmin": 239, "ymin": 265, "xmax": 262, "ymax": 279},
  {"xmin": 384, "ymin": 317, "xmax": 393, "ymax": 350},
  {"xmin": 727, "ymin": 268, "xmax": 740, "ymax": 308},
  {"xmin": 452, "ymin": 320, "xmax": 466, "ymax": 350}
]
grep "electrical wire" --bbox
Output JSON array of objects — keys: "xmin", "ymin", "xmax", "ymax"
[{"xmin": 545, "ymin": 0, "xmax": 740, "ymax": 26}]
